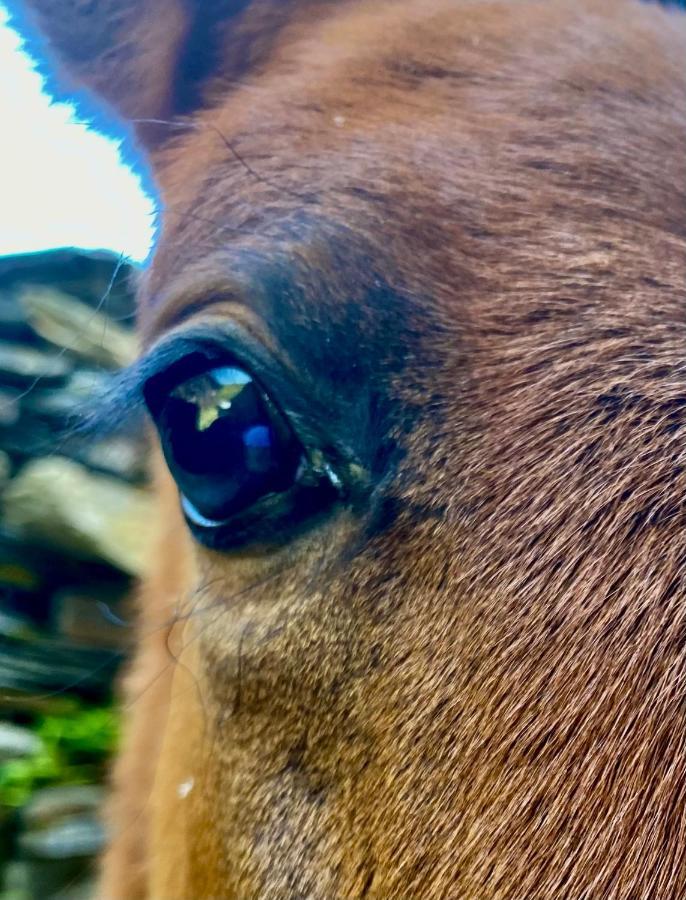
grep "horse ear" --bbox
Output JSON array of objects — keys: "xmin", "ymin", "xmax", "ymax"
[
  {"xmin": 10, "ymin": 1, "xmax": 188, "ymax": 143},
  {"xmin": 9, "ymin": 1, "xmax": 271, "ymax": 146}
]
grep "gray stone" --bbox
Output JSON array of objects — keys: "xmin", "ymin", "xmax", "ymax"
[
  {"xmin": 0, "ymin": 415, "xmax": 54, "ymax": 462},
  {"xmin": 0, "ymin": 291, "xmax": 36, "ymax": 344},
  {"xmin": 0, "ymin": 248, "xmax": 137, "ymax": 323},
  {"xmin": 0, "ymin": 722, "xmax": 41, "ymax": 762},
  {"xmin": 19, "ymin": 286, "xmax": 136, "ymax": 369},
  {"xmin": 0, "ymin": 449, "xmax": 10, "ymax": 488},
  {"xmin": 21, "ymin": 370, "xmax": 108, "ymax": 422},
  {"xmin": 0, "ymin": 611, "xmax": 38, "ymax": 641},
  {"xmin": 0, "ymin": 343, "xmax": 71, "ymax": 388},
  {"xmin": 19, "ymin": 818, "xmax": 105, "ymax": 860},
  {"xmin": 15, "ymin": 378, "xmax": 147, "ymax": 480},
  {"xmin": 0, "ymin": 249, "xmax": 135, "ymax": 896},
  {"xmin": 71, "ymin": 437, "xmax": 147, "ymax": 484},
  {"xmin": 2, "ymin": 456, "xmax": 154, "ymax": 575},
  {"xmin": 0, "ymin": 388, "xmax": 21, "ymax": 427},
  {"xmin": 22, "ymin": 786, "xmax": 104, "ymax": 830},
  {"xmin": 21, "ymin": 388, "xmax": 81, "ymax": 422},
  {"xmin": 0, "ymin": 634, "xmax": 122, "ymax": 700}
]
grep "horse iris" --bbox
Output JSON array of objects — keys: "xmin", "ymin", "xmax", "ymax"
[{"xmin": 156, "ymin": 364, "xmax": 301, "ymax": 524}]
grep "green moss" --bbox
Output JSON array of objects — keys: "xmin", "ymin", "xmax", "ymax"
[{"xmin": 0, "ymin": 705, "xmax": 119, "ymax": 808}]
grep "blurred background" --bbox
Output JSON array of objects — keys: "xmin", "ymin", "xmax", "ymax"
[{"xmin": 0, "ymin": 5, "xmax": 154, "ymax": 897}]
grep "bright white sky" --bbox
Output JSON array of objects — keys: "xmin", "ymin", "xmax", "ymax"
[{"xmin": 0, "ymin": 4, "xmax": 155, "ymax": 262}]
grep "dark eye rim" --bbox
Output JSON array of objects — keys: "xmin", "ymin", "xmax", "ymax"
[
  {"xmin": 180, "ymin": 474, "xmax": 341, "ymax": 550},
  {"xmin": 141, "ymin": 322, "xmax": 369, "ymax": 548}
]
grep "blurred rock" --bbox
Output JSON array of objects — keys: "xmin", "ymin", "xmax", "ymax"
[
  {"xmin": 21, "ymin": 369, "xmax": 106, "ymax": 421},
  {"xmin": 0, "ymin": 389, "xmax": 21, "ymax": 428},
  {"xmin": 0, "ymin": 344, "xmax": 71, "ymax": 388},
  {"xmin": 0, "ymin": 449, "xmax": 10, "ymax": 489},
  {"xmin": 22, "ymin": 786, "xmax": 104, "ymax": 831},
  {"xmin": 0, "ymin": 247, "xmax": 136, "ymax": 323},
  {"xmin": 0, "ymin": 249, "xmax": 140, "ymax": 889},
  {"xmin": 53, "ymin": 586, "xmax": 131, "ymax": 649},
  {"xmin": 20, "ymin": 286, "xmax": 137, "ymax": 369},
  {"xmin": 0, "ymin": 635, "xmax": 122, "ymax": 700},
  {"xmin": 0, "ymin": 611, "xmax": 37, "ymax": 642},
  {"xmin": 0, "ymin": 691, "xmax": 77, "ymax": 718},
  {"xmin": 17, "ymin": 388, "xmax": 147, "ymax": 484},
  {"xmin": 2, "ymin": 457, "xmax": 153, "ymax": 576},
  {"xmin": 15, "ymin": 813, "xmax": 102, "ymax": 899},
  {"xmin": 72, "ymin": 437, "xmax": 147, "ymax": 485},
  {"xmin": 0, "ymin": 722, "xmax": 41, "ymax": 762},
  {"xmin": 0, "ymin": 416, "xmax": 55, "ymax": 464},
  {"xmin": 19, "ymin": 818, "xmax": 105, "ymax": 859},
  {"xmin": 0, "ymin": 291, "xmax": 37, "ymax": 344},
  {"xmin": 20, "ymin": 387, "xmax": 83, "ymax": 424},
  {"xmin": 7, "ymin": 367, "xmax": 146, "ymax": 482}
]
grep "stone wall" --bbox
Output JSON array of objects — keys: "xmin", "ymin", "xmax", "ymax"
[{"xmin": 0, "ymin": 250, "xmax": 150, "ymax": 900}]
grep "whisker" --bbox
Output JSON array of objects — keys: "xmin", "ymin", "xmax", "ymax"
[
  {"xmin": 123, "ymin": 558, "xmax": 301, "ymax": 710},
  {"xmin": 206, "ymin": 122, "xmax": 319, "ymax": 206},
  {"xmin": 133, "ymin": 116, "xmax": 319, "ymax": 206}
]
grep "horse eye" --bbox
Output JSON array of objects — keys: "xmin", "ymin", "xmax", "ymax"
[{"xmin": 152, "ymin": 363, "xmax": 303, "ymax": 527}]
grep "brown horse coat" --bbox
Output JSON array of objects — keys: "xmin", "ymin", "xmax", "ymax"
[{"xmin": 12, "ymin": 1, "xmax": 686, "ymax": 896}]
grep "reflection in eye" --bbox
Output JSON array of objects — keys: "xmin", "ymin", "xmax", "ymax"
[
  {"xmin": 171, "ymin": 366, "xmax": 250, "ymax": 432},
  {"xmin": 157, "ymin": 364, "xmax": 302, "ymax": 523},
  {"xmin": 242, "ymin": 424, "xmax": 273, "ymax": 473}
]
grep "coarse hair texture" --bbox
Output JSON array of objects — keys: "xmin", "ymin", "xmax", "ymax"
[{"xmin": 10, "ymin": 0, "xmax": 686, "ymax": 897}]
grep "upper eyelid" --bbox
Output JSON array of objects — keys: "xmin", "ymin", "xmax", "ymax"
[
  {"xmin": 76, "ymin": 323, "xmax": 266, "ymax": 440},
  {"xmin": 141, "ymin": 319, "xmax": 294, "ymax": 398},
  {"xmin": 141, "ymin": 324, "xmax": 363, "ymax": 470},
  {"xmin": 140, "ymin": 255, "xmax": 270, "ymax": 341}
]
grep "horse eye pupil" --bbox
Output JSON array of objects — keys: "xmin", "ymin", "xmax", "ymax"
[{"xmin": 157, "ymin": 364, "xmax": 301, "ymax": 522}]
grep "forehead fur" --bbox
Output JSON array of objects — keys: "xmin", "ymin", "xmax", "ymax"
[{"xmin": 145, "ymin": 0, "xmax": 685, "ymax": 328}]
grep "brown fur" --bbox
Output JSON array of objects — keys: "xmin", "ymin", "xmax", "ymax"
[{"xmin": 13, "ymin": 0, "xmax": 686, "ymax": 896}]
